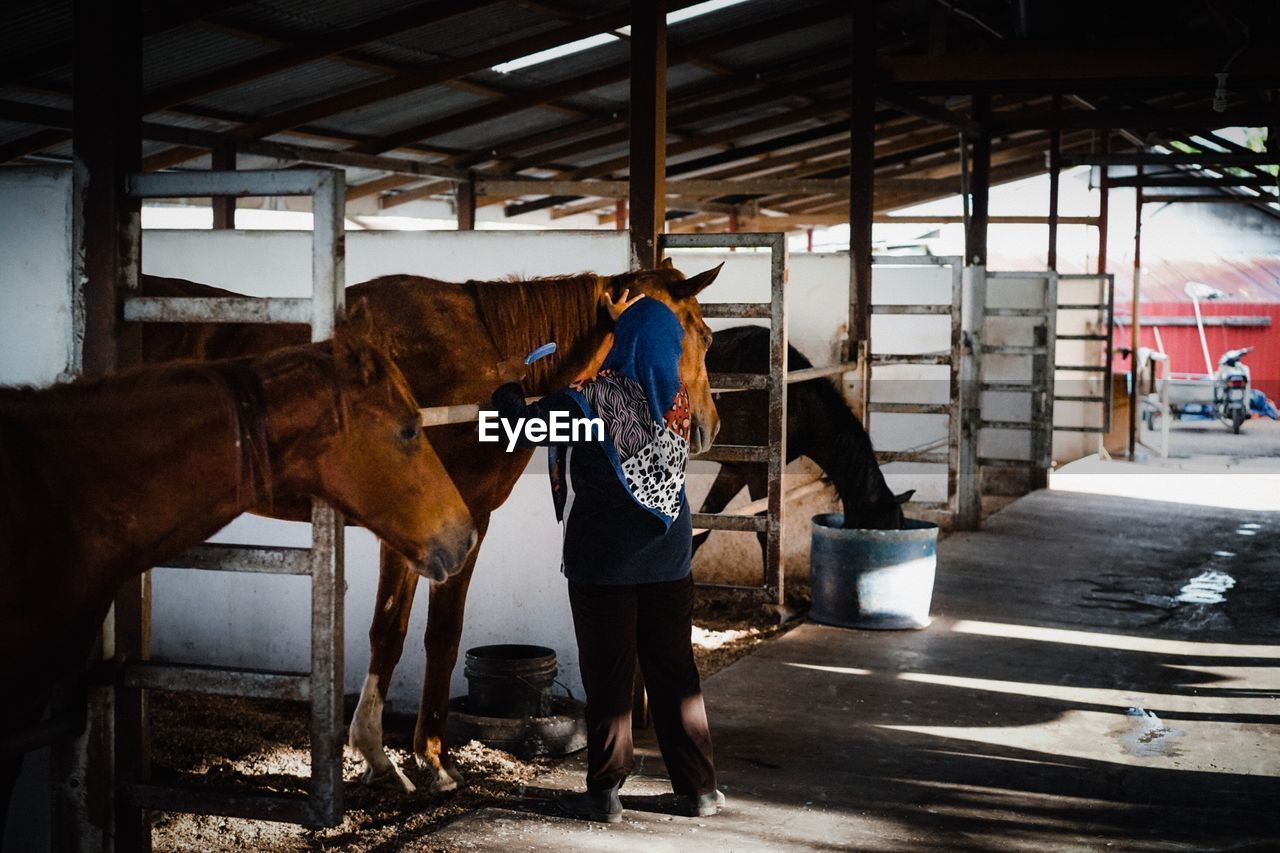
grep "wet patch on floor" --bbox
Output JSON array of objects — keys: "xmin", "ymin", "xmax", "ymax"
[
  {"xmin": 1116, "ymin": 707, "xmax": 1184, "ymax": 758},
  {"xmin": 1175, "ymin": 569, "xmax": 1236, "ymax": 605},
  {"xmin": 1074, "ymin": 538, "xmax": 1251, "ymax": 630}
]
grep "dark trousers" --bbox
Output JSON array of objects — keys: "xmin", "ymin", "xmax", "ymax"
[{"xmin": 567, "ymin": 574, "xmax": 717, "ymax": 796}]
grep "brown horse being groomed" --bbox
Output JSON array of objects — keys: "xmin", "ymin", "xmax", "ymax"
[
  {"xmin": 138, "ymin": 259, "xmax": 723, "ymax": 793},
  {"xmin": 0, "ymin": 306, "xmax": 476, "ymax": 824}
]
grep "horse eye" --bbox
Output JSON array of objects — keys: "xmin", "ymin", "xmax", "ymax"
[{"xmin": 400, "ymin": 422, "xmax": 420, "ymax": 442}]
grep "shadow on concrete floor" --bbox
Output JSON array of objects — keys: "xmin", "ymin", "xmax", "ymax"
[{"xmin": 428, "ymin": 490, "xmax": 1279, "ymax": 852}]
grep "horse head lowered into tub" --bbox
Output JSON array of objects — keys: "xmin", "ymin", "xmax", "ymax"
[
  {"xmin": 137, "ymin": 258, "xmax": 723, "ymax": 793},
  {"xmin": 692, "ymin": 325, "xmax": 910, "ymax": 567},
  {"xmin": 0, "ymin": 305, "xmax": 476, "ymax": 827}
]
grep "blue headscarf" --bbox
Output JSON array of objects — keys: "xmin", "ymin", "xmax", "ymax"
[
  {"xmin": 600, "ymin": 298, "xmax": 684, "ymax": 423},
  {"xmin": 551, "ymin": 297, "xmax": 690, "ymax": 528}
]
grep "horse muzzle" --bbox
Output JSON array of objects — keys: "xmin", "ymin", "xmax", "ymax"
[
  {"xmin": 690, "ymin": 416, "xmax": 720, "ymax": 456},
  {"xmin": 414, "ymin": 527, "xmax": 479, "ymax": 583}
]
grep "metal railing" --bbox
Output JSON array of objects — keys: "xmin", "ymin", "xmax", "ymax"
[
  {"xmin": 661, "ymin": 232, "xmax": 788, "ymax": 610},
  {"xmin": 866, "ymin": 256, "xmax": 964, "ymax": 520},
  {"xmin": 113, "ymin": 169, "xmax": 348, "ymax": 831},
  {"xmin": 1052, "ymin": 273, "xmax": 1116, "ymax": 436}
]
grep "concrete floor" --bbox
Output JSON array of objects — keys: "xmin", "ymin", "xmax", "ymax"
[
  {"xmin": 1158, "ymin": 416, "xmax": 1280, "ymax": 460},
  {"xmin": 429, "ymin": 487, "xmax": 1279, "ymax": 852}
]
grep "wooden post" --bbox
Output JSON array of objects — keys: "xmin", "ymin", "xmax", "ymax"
[
  {"xmin": 61, "ymin": 1, "xmax": 145, "ymax": 851},
  {"xmin": 1096, "ymin": 132, "xmax": 1110, "ymax": 274},
  {"xmin": 211, "ymin": 143, "xmax": 236, "ymax": 230},
  {"xmin": 614, "ymin": 199, "xmax": 627, "ymax": 231},
  {"xmin": 848, "ymin": 0, "xmax": 876, "ymax": 422},
  {"xmin": 629, "ymin": 0, "xmax": 666, "ymax": 730},
  {"xmin": 628, "ymin": 0, "xmax": 667, "ymax": 269},
  {"xmin": 456, "ymin": 171, "xmax": 476, "ymax": 230},
  {"xmin": 1047, "ymin": 95, "xmax": 1061, "ymax": 270},
  {"xmin": 73, "ymin": 0, "xmax": 141, "ymax": 378},
  {"xmin": 967, "ymin": 95, "xmax": 991, "ymax": 267},
  {"xmin": 1129, "ymin": 164, "xmax": 1143, "ymax": 459}
]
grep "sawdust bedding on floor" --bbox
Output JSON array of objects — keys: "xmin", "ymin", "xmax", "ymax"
[{"xmin": 150, "ymin": 586, "xmax": 803, "ymax": 851}]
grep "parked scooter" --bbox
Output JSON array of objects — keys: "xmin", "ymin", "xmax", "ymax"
[{"xmin": 1215, "ymin": 347, "xmax": 1253, "ymax": 434}]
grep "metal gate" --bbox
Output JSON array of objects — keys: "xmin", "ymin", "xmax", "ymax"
[
  {"xmin": 87, "ymin": 169, "xmax": 349, "ymax": 839},
  {"xmin": 866, "ymin": 255, "xmax": 964, "ymax": 523},
  {"xmin": 1053, "ymin": 273, "xmax": 1116, "ymax": 439},
  {"xmin": 658, "ymin": 232, "xmax": 788, "ymax": 611},
  {"xmin": 967, "ymin": 269, "xmax": 1059, "ymax": 498}
]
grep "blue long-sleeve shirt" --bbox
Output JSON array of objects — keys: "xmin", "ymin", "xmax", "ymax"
[{"xmin": 490, "ymin": 382, "xmax": 692, "ymax": 585}]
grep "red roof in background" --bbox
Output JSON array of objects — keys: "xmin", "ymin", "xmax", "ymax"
[
  {"xmin": 1111, "ymin": 256, "xmax": 1280, "ymax": 304},
  {"xmin": 988, "ymin": 253, "xmax": 1280, "ymax": 304}
]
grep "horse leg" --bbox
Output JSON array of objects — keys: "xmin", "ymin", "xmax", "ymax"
[
  {"xmin": 691, "ymin": 464, "xmax": 749, "ymax": 557},
  {"xmin": 411, "ymin": 515, "xmax": 487, "ymax": 793},
  {"xmin": 349, "ymin": 542, "xmax": 420, "ymax": 793}
]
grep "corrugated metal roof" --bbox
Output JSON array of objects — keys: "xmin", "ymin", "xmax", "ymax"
[
  {"xmin": 711, "ymin": 19, "xmax": 851, "ymax": 69},
  {"xmin": 358, "ymin": 3, "xmax": 564, "ymax": 65},
  {"xmin": 317, "ymin": 84, "xmax": 486, "ymax": 137},
  {"xmin": 141, "ymin": 27, "xmax": 279, "ymax": 95},
  {"xmin": 4, "ymin": 0, "xmax": 1263, "ymax": 226},
  {"xmin": 495, "ymin": 37, "xmax": 631, "ymax": 89},
  {"xmin": 0, "ymin": 1, "xmax": 70, "ymax": 67},
  {"xmin": 1114, "ymin": 257, "xmax": 1280, "ymax": 304},
  {"xmin": 230, "ymin": 0, "xmax": 429, "ymax": 37},
  {"xmin": 184, "ymin": 60, "xmax": 387, "ymax": 118},
  {"xmin": 0, "ymin": 120, "xmax": 36, "ymax": 148},
  {"xmin": 429, "ymin": 108, "xmax": 572, "ymax": 151}
]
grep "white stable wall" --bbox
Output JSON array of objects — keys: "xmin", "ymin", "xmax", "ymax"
[
  {"xmin": 0, "ymin": 167, "xmax": 76, "ymax": 387},
  {"xmin": 0, "ymin": 166, "xmax": 75, "ymax": 853}
]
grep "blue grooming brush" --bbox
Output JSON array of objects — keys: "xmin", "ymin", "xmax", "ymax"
[{"xmin": 525, "ymin": 342, "xmax": 557, "ymax": 364}]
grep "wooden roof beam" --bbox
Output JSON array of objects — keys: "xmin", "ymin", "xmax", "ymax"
[
  {"xmin": 146, "ymin": 1, "xmax": 505, "ymax": 115},
  {"xmin": 356, "ymin": 0, "xmax": 853, "ymax": 155},
  {"xmin": 0, "ymin": 0, "xmax": 249, "ymax": 86},
  {"xmin": 137, "ymin": 2, "xmax": 706, "ymax": 169},
  {"xmin": 499, "ymin": 63, "xmax": 854, "ymax": 175},
  {"xmin": 880, "ymin": 46, "xmax": 1280, "ymax": 93},
  {"xmin": 991, "ymin": 105, "xmax": 1280, "ymax": 131}
]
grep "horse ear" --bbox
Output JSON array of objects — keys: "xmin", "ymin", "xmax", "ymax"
[
  {"xmin": 671, "ymin": 262, "xmax": 724, "ymax": 299},
  {"xmin": 659, "ymin": 257, "xmax": 675, "ymax": 269},
  {"xmin": 335, "ymin": 299, "xmax": 382, "ymax": 386},
  {"xmin": 895, "ymin": 489, "xmax": 916, "ymax": 505}
]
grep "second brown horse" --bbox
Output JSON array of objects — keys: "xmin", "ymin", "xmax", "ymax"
[
  {"xmin": 0, "ymin": 306, "xmax": 475, "ymax": 830},
  {"xmin": 140, "ymin": 260, "xmax": 722, "ymax": 792}
]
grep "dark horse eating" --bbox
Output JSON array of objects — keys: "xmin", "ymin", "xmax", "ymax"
[
  {"xmin": 137, "ymin": 259, "xmax": 722, "ymax": 792},
  {"xmin": 692, "ymin": 325, "xmax": 908, "ymax": 565},
  {"xmin": 0, "ymin": 307, "xmax": 477, "ymax": 828}
]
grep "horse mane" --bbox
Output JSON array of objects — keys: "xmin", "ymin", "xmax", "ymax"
[{"xmin": 468, "ymin": 273, "xmax": 607, "ymax": 388}]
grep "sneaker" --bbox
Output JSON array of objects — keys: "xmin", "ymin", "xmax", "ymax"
[
  {"xmin": 556, "ymin": 786, "xmax": 623, "ymax": 824},
  {"xmin": 675, "ymin": 789, "xmax": 726, "ymax": 817}
]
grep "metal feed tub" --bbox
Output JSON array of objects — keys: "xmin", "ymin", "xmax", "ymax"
[{"xmin": 810, "ymin": 514, "xmax": 939, "ymax": 630}]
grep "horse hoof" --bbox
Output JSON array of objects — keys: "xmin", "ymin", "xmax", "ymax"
[
  {"xmin": 412, "ymin": 756, "xmax": 461, "ymax": 793},
  {"xmin": 426, "ymin": 769, "xmax": 458, "ymax": 794},
  {"xmin": 362, "ymin": 763, "xmax": 416, "ymax": 794}
]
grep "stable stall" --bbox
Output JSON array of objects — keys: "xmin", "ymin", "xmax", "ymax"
[{"xmin": 3, "ymin": 1, "xmax": 1279, "ymax": 851}]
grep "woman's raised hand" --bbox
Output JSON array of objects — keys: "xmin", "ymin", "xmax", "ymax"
[{"xmin": 602, "ymin": 288, "xmax": 646, "ymax": 321}]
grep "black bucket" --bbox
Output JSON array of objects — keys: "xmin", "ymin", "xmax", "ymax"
[{"xmin": 464, "ymin": 644, "xmax": 557, "ymax": 718}]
